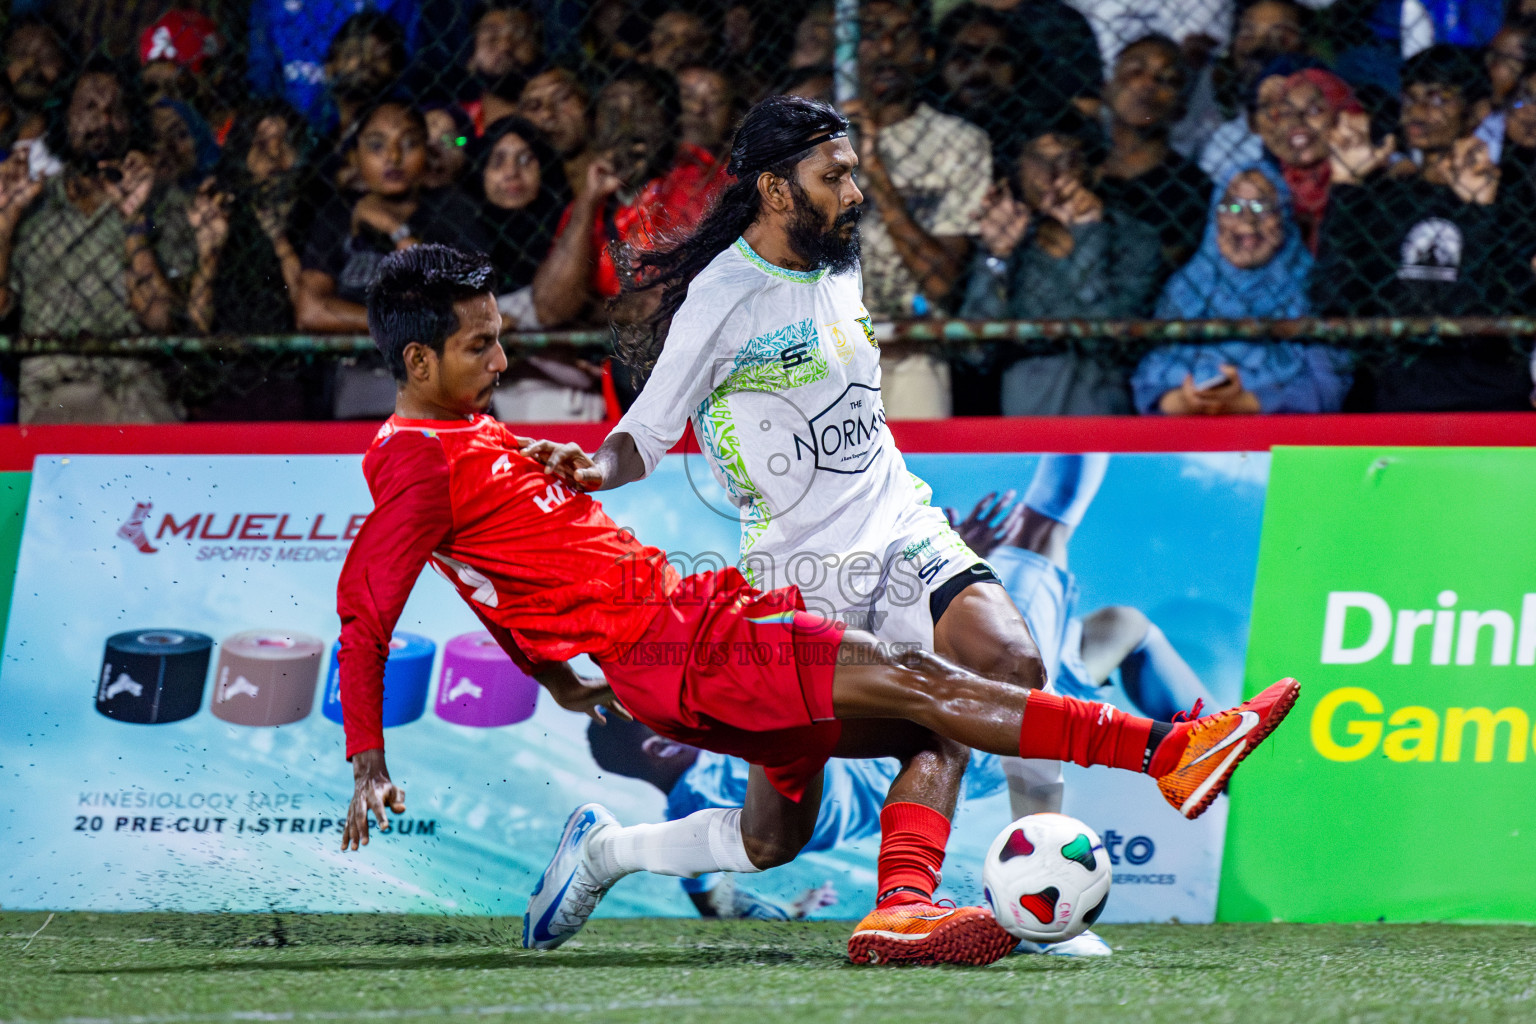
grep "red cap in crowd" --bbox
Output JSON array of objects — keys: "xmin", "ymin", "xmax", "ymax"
[{"xmin": 140, "ymin": 10, "xmax": 223, "ymax": 74}]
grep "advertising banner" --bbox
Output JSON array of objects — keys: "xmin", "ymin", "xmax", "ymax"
[
  {"xmin": 0, "ymin": 471, "xmax": 27, "ymax": 651},
  {"xmin": 0, "ymin": 450, "xmax": 1265, "ymax": 923},
  {"xmin": 1219, "ymin": 447, "xmax": 1536, "ymax": 923}
]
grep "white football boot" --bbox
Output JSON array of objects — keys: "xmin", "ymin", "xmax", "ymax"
[
  {"xmin": 1013, "ymin": 929, "xmax": 1114, "ymax": 957},
  {"xmin": 522, "ymin": 803, "xmax": 619, "ymax": 950}
]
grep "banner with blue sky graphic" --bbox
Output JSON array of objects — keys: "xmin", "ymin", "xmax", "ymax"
[{"xmin": 0, "ymin": 450, "xmax": 1266, "ymax": 923}]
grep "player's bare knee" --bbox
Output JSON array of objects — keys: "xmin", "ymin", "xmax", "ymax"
[
  {"xmin": 741, "ymin": 833, "xmax": 804, "ymax": 870},
  {"xmin": 971, "ymin": 639, "xmax": 1046, "ymax": 692}
]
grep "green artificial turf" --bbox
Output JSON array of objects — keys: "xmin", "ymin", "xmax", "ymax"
[{"xmin": 4, "ymin": 913, "xmax": 1535, "ymax": 1024}]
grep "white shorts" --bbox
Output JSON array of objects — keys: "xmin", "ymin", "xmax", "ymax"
[{"xmin": 786, "ymin": 501, "xmax": 986, "ymax": 653}]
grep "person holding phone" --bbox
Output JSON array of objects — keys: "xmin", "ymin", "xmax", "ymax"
[{"xmin": 1132, "ymin": 161, "xmax": 1351, "ymax": 415}]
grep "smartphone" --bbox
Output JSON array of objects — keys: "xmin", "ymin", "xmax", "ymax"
[{"xmin": 1193, "ymin": 371, "xmax": 1231, "ymax": 392}]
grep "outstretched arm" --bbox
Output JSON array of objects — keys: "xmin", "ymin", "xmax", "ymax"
[
  {"xmin": 336, "ymin": 440, "xmax": 453, "ymax": 849},
  {"xmin": 531, "ymin": 659, "xmax": 632, "ymax": 723},
  {"xmin": 519, "ymin": 430, "xmax": 646, "ymax": 492}
]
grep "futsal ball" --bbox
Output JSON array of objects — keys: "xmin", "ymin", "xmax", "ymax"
[{"xmin": 982, "ymin": 813, "xmax": 1111, "ymax": 943}]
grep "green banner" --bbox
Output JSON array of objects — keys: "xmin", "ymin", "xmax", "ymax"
[
  {"xmin": 1220, "ymin": 447, "xmax": 1536, "ymax": 922},
  {"xmin": 0, "ymin": 472, "xmax": 29, "ymax": 653}
]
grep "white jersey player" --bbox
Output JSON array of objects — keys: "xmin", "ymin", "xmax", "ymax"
[{"xmin": 522, "ymin": 95, "xmax": 1107, "ymax": 955}]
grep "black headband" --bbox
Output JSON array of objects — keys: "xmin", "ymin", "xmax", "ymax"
[{"xmin": 728, "ymin": 129, "xmax": 848, "ymax": 178}]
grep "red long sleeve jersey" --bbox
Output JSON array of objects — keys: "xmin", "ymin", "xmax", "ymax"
[{"xmin": 335, "ymin": 415, "xmax": 681, "ymax": 757}]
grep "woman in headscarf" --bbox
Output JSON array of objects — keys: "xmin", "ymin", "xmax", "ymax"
[
  {"xmin": 472, "ymin": 114, "xmax": 569, "ymax": 320},
  {"xmin": 472, "ymin": 115, "xmax": 601, "ymax": 421},
  {"xmin": 1132, "ymin": 161, "xmax": 1351, "ymax": 415},
  {"xmin": 1251, "ymin": 66, "xmax": 1366, "ymax": 252},
  {"xmin": 150, "ymin": 98, "xmax": 220, "ymax": 190}
]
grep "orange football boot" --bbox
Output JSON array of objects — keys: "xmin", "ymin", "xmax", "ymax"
[
  {"xmin": 847, "ymin": 901, "xmax": 1017, "ymax": 966},
  {"xmin": 1155, "ymin": 677, "xmax": 1301, "ymax": 820}
]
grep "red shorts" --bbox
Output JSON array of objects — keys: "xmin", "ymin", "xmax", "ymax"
[{"xmin": 595, "ymin": 568, "xmax": 846, "ymax": 802}]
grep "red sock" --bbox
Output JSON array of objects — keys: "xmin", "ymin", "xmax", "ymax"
[
  {"xmin": 875, "ymin": 802, "xmax": 950, "ymax": 908},
  {"xmin": 1018, "ymin": 690, "xmax": 1162, "ymax": 773}
]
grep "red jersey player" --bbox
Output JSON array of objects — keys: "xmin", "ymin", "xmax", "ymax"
[{"xmin": 337, "ymin": 244, "xmax": 1301, "ymax": 966}]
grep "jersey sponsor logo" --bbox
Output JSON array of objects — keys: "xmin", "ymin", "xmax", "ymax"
[
  {"xmin": 916, "ymin": 556, "xmax": 950, "ymax": 584},
  {"xmin": 532, "ymin": 480, "xmax": 577, "ymax": 514},
  {"xmin": 791, "ymin": 383, "xmax": 887, "ymax": 475},
  {"xmin": 492, "ymin": 453, "xmax": 513, "ymax": 477}
]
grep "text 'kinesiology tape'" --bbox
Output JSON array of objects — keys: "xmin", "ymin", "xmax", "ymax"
[{"xmin": 97, "ymin": 631, "xmax": 214, "ymax": 725}]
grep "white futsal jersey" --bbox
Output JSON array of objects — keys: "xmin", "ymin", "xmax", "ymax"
[{"xmin": 615, "ymin": 237, "xmax": 983, "ymax": 649}]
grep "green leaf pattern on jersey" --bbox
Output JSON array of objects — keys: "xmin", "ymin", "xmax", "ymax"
[
  {"xmin": 695, "ymin": 318, "xmax": 828, "ymax": 581},
  {"xmin": 715, "ymin": 317, "xmax": 828, "ymax": 396}
]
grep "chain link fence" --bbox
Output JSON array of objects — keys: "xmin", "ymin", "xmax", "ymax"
[{"xmin": 0, "ymin": 0, "xmax": 1532, "ymax": 423}]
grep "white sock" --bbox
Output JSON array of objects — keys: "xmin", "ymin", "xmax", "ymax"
[
  {"xmin": 585, "ymin": 808, "xmax": 759, "ymax": 886},
  {"xmin": 1002, "ymin": 756, "xmax": 1065, "ymax": 818}
]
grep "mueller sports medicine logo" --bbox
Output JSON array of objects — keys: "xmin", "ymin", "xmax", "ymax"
[
  {"xmin": 792, "ymin": 383, "xmax": 887, "ymax": 474},
  {"xmin": 116, "ymin": 500, "xmax": 368, "ymax": 561}
]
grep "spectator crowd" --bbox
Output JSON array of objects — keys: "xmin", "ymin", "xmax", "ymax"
[{"xmin": 0, "ymin": 0, "xmax": 1533, "ymax": 424}]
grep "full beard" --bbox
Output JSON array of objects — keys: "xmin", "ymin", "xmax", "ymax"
[{"xmin": 785, "ymin": 181, "xmax": 861, "ymax": 276}]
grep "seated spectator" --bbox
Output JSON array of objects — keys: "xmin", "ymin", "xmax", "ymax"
[
  {"xmin": 5, "ymin": 14, "xmax": 72, "ymax": 179},
  {"xmin": 519, "ymin": 68, "xmax": 593, "ymax": 200},
  {"xmin": 1134, "ymin": 163, "xmax": 1351, "ymax": 415},
  {"xmin": 1313, "ymin": 44, "xmax": 1530, "ymax": 410},
  {"xmin": 460, "ymin": 1, "xmax": 544, "ymax": 136},
  {"xmin": 150, "ymin": 99, "xmax": 219, "ymax": 191},
  {"xmin": 789, "ymin": 3, "xmax": 833, "ymax": 70},
  {"xmin": 1096, "ymin": 34, "xmax": 1214, "ymax": 272},
  {"xmin": 1200, "ymin": 1, "xmax": 1315, "ymax": 178},
  {"xmin": 297, "ymin": 99, "xmax": 489, "ymax": 334},
  {"xmin": 1476, "ymin": 18, "xmax": 1536, "ymax": 162},
  {"xmin": 138, "ymin": 10, "xmax": 226, "ymax": 124},
  {"xmin": 1253, "ymin": 67, "xmax": 1365, "ymax": 251},
  {"xmin": 936, "ymin": 5, "xmax": 1039, "ymax": 168},
  {"xmin": 248, "ymin": 0, "xmax": 417, "ymax": 127},
  {"xmin": 0, "ymin": 58, "xmax": 202, "ymax": 423},
  {"xmin": 960, "ymin": 112, "xmax": 1161, "ymax": 415},
  {"xmin": 474, "ymin": 116, "xmax": 569, "ymax": 318},
  {"xmin": 1203, "ymin": 54, "xmax": 1324, "ymax": 183},
  {"xmin": 475, "ymin": 117, "xmax": 602, "ymax": 422},
  {"xmin": 423, "ymin": 102, "xmax": 474, "ymax": 189},
  {"xmin": 193, "ymin": 99, "xmax": 311, "ymax": 334},
  {"xmin": 640, "ymin": 6, "xmax": 718, "ymax": 74},
  {"xmin": 533, "ymin": 69, "xmax": 725, "ymax": 327},
  {"xmin": 581, "ymin": 0, "xmax": 654, "ymax": 76},
  {"xmin": 844, "ymin": 0, "xmax": 992, "ymax": 419},
  {"xmin": 779, "ymin": 65, "xmax": 834, "ymax": 104},
  {"xmin": 967, "ymin": 0, "xmax": 1102, "ymax": 119},
  {"xmin": 677, "ymin": 64, "xmax": 739, "ymax": 171},
  {"xmin": 1500, "ymin": 59, "xmax": 1536, "ymax": 191},
  {"xmin": 321, "ymin": 13, "xmax": 409, "ymax": 142}
]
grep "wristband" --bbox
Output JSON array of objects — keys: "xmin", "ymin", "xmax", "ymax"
[{"xmin": 389, "ymin": 223, "xmax": 412, "ymax": 244}]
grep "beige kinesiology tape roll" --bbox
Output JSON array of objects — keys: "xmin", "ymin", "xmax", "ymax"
[{"xmin": 211, "ymin": 630, "xmax": 324, "ymax": 727}]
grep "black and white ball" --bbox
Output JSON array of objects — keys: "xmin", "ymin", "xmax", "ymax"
[{"xmin": 982, "ymin": 813, "xmax": 1111, "ymax": 942}]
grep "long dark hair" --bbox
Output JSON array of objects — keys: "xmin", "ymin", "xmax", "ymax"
[{"xmin": 612, "ymin": 94, "xmax": 848, "ymax": 374}]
